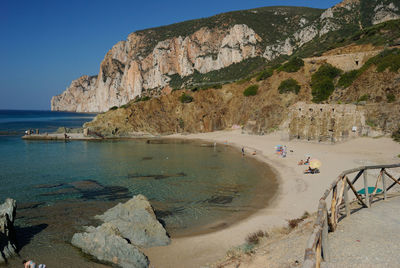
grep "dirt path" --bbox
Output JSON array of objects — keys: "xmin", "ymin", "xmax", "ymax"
[{"xmin": 322, "ymin": 195, "xmax": 400, "ymax": 267}]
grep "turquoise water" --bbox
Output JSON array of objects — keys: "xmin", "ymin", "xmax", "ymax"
[{"xmin": 0, "ymin": 110, "xmax": 277, "ymax": 236}]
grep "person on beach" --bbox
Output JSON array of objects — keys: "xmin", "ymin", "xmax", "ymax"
[
  {"xmin": 23, "ymin": 260, "xmax": 36, "ymax": 268},
  {"xmin": 23, "ymin": 260, "xmax": 46, "ymax": 268},
  {"xmin": 241, "ymin": 147, "xmax": 245, "ymax": 156}
]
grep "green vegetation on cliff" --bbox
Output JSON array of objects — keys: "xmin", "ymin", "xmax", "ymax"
[
  {"xmin": 243, "ymin": 85, "xmax": 259, "ymax": 96},
  {"xmin": 179, "ymin": 92, "xmax": 194, "ymax": 103},
  {"xmin": 311, "ymin": 64, "xmax": 341, "ymax": 103},
  {"xmin": 338, "ymin": 48, "xmax": 400, "ymax": 88},
  {"xmin": 168, "ymin": 57, "xmax": 266, "ymax": 90},
  {"xmin": 136, "ymin": 6, "xmax": 323, "ymax": 57},
  {"xmin": 278, "ymin": 78, "xmax": 300, "ymax": 94},
  {"xmin": 278, "ymin": 57, "xmax": 304, "ymax": 73}
]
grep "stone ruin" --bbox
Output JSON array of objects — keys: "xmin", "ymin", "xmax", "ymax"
[{"xmin": 283, "ymin": 102, "xmax": 366, "ymax": 143}]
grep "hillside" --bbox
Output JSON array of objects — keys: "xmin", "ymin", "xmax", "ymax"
[
  {"xmin": 81, "ymin": 16, "xmax": 400, "ymax": 141},
  {"xmin": 52, "ymin": 0, "xmax": 400, "ymax": 112}
]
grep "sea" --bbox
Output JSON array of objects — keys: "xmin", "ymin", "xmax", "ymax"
[{"xmin": 0, "ymin": 110, "xmax": 277, "ymax": 267}]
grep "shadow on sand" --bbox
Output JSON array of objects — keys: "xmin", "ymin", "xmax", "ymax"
[{"xmin": 15, "ymin": 224, "xmax": 48, "ymax": 251}]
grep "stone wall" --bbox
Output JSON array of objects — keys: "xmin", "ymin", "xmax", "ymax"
[{"xmin": 285, "ymin": 102, "xmax": 365, "ymax": 143}]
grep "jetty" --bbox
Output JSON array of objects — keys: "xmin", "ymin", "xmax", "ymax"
[
  {"xmin": 303, "ymin": 164, "xmax": 400, "ymax": 268},
  {"xmin": 22, "ymin": 129, "xmax": 104, "ymax": 141}
]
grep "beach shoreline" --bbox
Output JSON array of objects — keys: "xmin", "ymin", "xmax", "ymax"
[
  {"xmin": 141, "ymin": 130, "xmax": 400, "ymax": 268},
  {"xmin": 18, "ymin": 129, "xmax": 400, "ymax": 267}
]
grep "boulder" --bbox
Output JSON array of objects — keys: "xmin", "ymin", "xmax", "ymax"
[
  {"xmin": 95, "ymin": 194, "xmax": 170, "ymax": 247},
  {"xmin": 0, "ymin": 198, "xmax": 17, "ymax": 263},
  {"xmin": 72, "ymin": 195, "xmax": 170, "ymax": 268},
  {"xmin": 71, "ymin": 223, "xmax": 149, "ymax": 268}
]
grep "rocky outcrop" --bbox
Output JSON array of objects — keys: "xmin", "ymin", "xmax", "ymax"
[
  {"xmin": 71, "ymin": 195, "xmax": 169, "ymax": 268},
  {"xmin": 94, "ymin": 195, "xmax": 170, "ymax": 248},
  {"xmin": 0, "ymin": 198, "xmax": 17, "ymax": 264},
  {"xmin": 373, "ymin": 2, "xmax": 400, "ymax": 24},
  {"xmin": 71, "ymin": 224, "xmax": 149, "ymax": 268}
]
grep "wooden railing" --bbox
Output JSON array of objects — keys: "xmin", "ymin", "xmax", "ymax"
[{"xmin": 302, "ymin": 163, "xmax": 400, "ymax": 268}]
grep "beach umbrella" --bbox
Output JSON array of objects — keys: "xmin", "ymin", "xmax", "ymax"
[{"xmin": 309, "ymin": 159, "xmax": 322, "ymax": 169}]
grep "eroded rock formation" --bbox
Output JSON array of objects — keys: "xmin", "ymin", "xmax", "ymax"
[
  {"xmin": 0, "ymin": 198, "xmax": 17, "ymax": 264},
  {"xmin": 71, "ymin": 195, "xmax": 169, "ymax": 268}
]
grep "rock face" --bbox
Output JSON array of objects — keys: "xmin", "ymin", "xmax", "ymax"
[
  {"xmin": 52, "ymin": 24, "xmax": 262, "ymax": 112},
  {"xmin": 51, "ymin": 1, "xmax": 400, "ymax": 113},
  {"xmin": 94, "ymin": 195, "xmax": 170, "ymax": 248},
  {"xmin": 71, "ymin": 195, "xmax": 170, "ymax": 268},
  {"xmin": 0, "ymin": 198, "xmax": 17, "ymax": 264},
  {"xmin": 71, "ymin": 224, "xmax": 149, "ymax": 268}
]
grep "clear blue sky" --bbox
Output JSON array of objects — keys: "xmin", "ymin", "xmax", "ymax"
[{"xmin": 0, "ymin": 0, "xmax": 341, "ymax": 110}]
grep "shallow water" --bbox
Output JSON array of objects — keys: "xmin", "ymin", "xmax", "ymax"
[{"xmin": 0, "ymin": 110, "xmax": 278, "ymax": 267}]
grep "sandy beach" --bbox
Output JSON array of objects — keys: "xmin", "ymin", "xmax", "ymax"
[{"xmin": 143, "ymin": 130, "xmax": 400, "ymax": 268}]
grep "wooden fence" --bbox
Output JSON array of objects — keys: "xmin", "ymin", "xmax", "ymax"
[{"xmin": 302, "ymin": 163, "xmax": 400, "ymax": 268}]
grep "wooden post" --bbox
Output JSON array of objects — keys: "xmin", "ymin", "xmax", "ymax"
[
  {"xmin": 382, "ymin": 169, "xmax": 387, "ymax": 200},
  {"xmin": 363, "ymin": 170, "xmax": 370, "ymax": 208},
  {"xmin": 330, "ymin": 186, "xmax": 338, "ymax": 231},
  {"xmin": 343, "ymin": 177, "xmax": 350, "ymax": 217},
  {"xmin": 322, "ymin": 208, "xmax": 330, "ymax": 262}
]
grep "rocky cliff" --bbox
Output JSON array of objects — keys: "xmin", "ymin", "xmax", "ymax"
[{"xmin": 52, "ymin": 0, "xmax": 400, "ymax": 112}]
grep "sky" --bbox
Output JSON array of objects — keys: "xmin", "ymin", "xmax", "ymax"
[{"xmin": 0, "ymin": 0, "xmax": 341, "ymax": 110}]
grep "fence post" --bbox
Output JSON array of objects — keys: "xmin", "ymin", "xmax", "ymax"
[
  {"xmin": 322, "ymin": 207, "xmax": 330, "ymax": 262},
  {"xmin": 343, "ymin": 178, "xmax": 350, "ymax": 217},
  {"xmin": 382, "ymin": 169, "xmax": 387, "ymax": 200},
  {"xmin": 363, "ymin": 170, "xmax": 370, "ymax": 208}
]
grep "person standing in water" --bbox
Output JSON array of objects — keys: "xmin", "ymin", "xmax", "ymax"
[{"xmin": 241, "ymin": 147, "xmax": 245, "ymax": 156}]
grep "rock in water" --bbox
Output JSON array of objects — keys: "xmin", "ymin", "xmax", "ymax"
[
  {"xmin": 95, "ymin": 194, "xmax": 170, "ymax": 247},
  {"xmin": 72, "ymin": 194, "xmax": 170, "ymax": 267},
  {"xmin": 0, "ymin": 198, "xmax": 17, "ymax": 263},
  {"xmin": 71, "ymin": 223, "xmax": 149, "ymax": 268}
]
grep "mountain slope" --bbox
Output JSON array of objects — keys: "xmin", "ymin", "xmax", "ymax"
[
  {"xmin": 51, "ymin": 0, "xmax": 400, "ymax": 112},
  {"xmin": 83, "ymin": 18, "xmax": 400, "ymax": 138}
]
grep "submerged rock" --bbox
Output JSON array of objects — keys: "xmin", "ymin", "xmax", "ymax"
[
  {"xmin": 72, "ymin": 194, "xmax": 170, "ymax": 267},
  {"xmin": 0, "ymin": 198, "xmax": 17, "ymax": 264}
]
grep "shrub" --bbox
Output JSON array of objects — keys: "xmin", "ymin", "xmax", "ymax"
[
  {"xmin": 392, "ymin": 126, "xmax": 400, "ymax": 142},
  {"xmin": 278, "ymin": 78, "xmax": 301, "ymax": 94},
  {"xmin": 212, "ymin": 84, "xmax": 223, "ymax": 89},
  {"xmin": 278, "ymin": 57, "xmax": 304, "ymax": 73},
  {"xmin": 287, "ymin": 218, "xmax": 304, "ymax": 229},
  {"xmin": 311, "ymin": 78, "xmax": 335, "ymax": 103},
  {"xmin": 245, "ymin": 230, "xmax": 268, "ymax": 245},
  {"xmin": 243, "ymin": 85, "xmax": 259, "ymax": 96},
  {"xmin": 387, "ymin": 93, "xmax": 396, "ymax": 103},
  {"xmin": 338, "ymin": 70, "xmax": 358, "ymax": 88},
  {"xmin": 120, "ymin": 104, "xmax": 130, "ymax": 109},
  {"xmin": 358, "ymin": 94, "xmax": 370, "ymax": 102},
  {"xmin": 134, "ymin": 96, "xmax": 151, "ymax": 103},
  {"xmin": 109, "ymin": 106, "xmax": 118, "ymax": 111},
  {"xmin": 236, "ymin": 77, "xmax": 251, "ymax": 85},
  {"xmin": 256, "ymin": 68, "xmax": 273, "ymax": 81},
  {"xmin": 179, "ymin": 92, "xmax": 193, "ymax": 103},
  {"xmin": 311, "ymin": 64, "xmax": 341, "ymax": 103}
]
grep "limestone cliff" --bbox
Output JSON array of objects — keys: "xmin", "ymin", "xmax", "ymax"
[{"xmin": 52, "ymin": 1, "xmax": 400, "ymax": 112}]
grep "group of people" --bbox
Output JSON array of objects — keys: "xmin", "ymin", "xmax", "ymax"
[
  {"xmin": 276, "ymin": 145, "xmax": 287, "ymax": 158},
  {"xmin": 298, "ymin": 156, "xmax": 320, "ymax": 174}
]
